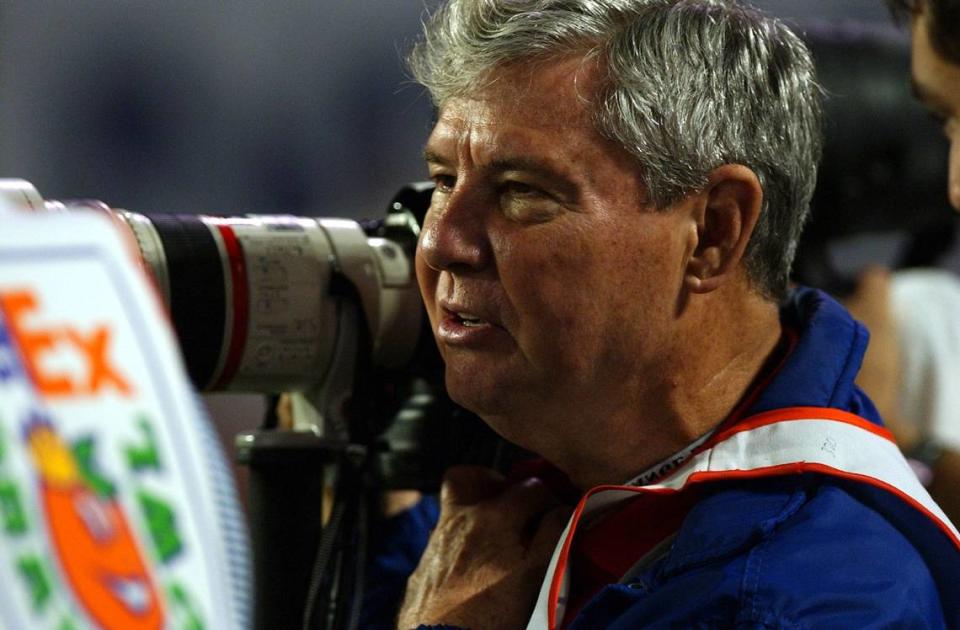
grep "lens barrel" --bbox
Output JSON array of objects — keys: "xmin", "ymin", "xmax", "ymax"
[
  {"xmin": 147, "ymin": 214, "xmax": 228, "ymax": 390},
  {"xmin": 43, "ymin": 186, "xmax": 428, "ymax": 395}
]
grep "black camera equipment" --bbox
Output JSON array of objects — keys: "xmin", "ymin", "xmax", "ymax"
[{"xmin": 10, "ymin": 180, "xmax": 521, "ymax": 629}]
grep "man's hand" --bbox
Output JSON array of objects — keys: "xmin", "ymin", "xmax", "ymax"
[{"xmin": 397, "ymin": 466, "xmax": 571, "ymax": 630}]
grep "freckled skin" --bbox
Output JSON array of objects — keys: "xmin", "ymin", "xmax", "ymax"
[{"xmin": 417, "ymin": 58, "xmax": 703, "ymax": 484}]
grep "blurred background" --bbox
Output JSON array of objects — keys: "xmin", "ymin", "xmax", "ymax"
[
  {"xmin": 1, "ymin": 0, "xmax": 956, "ymax": 498},
  {"xmin": 0, "ymin": 0, "xmax": 899, "ymax": 216}
]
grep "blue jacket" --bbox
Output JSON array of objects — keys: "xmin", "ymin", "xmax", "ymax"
[{"xmin": 364, "ymin": 288, "xmax": 959, "ymax": 628}]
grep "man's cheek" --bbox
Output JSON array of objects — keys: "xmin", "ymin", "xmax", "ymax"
[
  {"xmin": 414, "ymin": 257, "xmax": 437, "ymax": 308},
  {"xmin": 513, "ymin": 300, "xmax": 590, "ymax": 375}
]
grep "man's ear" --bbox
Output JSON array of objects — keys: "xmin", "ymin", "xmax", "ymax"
[{"xmin": 684, "ymin": 164, "xmax": 763, "ymax": 294}]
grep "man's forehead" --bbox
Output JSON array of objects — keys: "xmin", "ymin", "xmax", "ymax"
[
  {"xmin": 431, "ymin": 97, "xmax": 583, "ymax": 137},
  {"xmin": 435, "ymin": 56, "xmax": 601, "ymax": 132},
  {"xmin": 424, "ymin": 100, "xmax": 586, "ymax": 173}
]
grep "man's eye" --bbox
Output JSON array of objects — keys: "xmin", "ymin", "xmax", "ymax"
[
  {"xmin": 501, "ymin": 181, "xmax": 539, "ymax": 197},
  {"xmin": 431, "ymin": 174, "xmax": 456, "ymax": 193},
  {"xmin": 500, "ymin": 183, "xmax": 561, "ymax": 223}
]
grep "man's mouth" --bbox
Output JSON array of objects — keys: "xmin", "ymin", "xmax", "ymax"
[
  {"xmin": 437, "ymin": 304, "xmax": 504, "ymax": 346},
  {"xmin": 454, "ymin": 311, "xmax": 488, "ymax": 328}
]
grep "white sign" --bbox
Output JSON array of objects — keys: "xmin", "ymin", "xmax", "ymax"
[{"xmin": 0, "ymin": 209, "xmax": 250, "ymax": 629}]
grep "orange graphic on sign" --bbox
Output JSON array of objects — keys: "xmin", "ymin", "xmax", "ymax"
[
  {"xmin": 0, "ymin": 290, "xmax": 132, "ymax": 398},
  {"xmin": 25, "ymin": 418, "xmax": 165, "ymax": 629}
]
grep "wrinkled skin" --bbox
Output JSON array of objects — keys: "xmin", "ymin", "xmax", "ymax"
[
  {"xmin": 397, "ymin": 467, "xmax": 570, "ymax": 630},
  {"xmin": 415, "ymin": 57, "xmax": 702, "ymax": 489}
]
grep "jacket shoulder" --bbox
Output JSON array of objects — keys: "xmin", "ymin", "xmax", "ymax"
[
  {"xmin": 586, "ymin": 476, "xmax": 945, "ymax": 629},
  {"xmin": 723, "ymin": 478, "xmax": 944, "ymax": 627}
]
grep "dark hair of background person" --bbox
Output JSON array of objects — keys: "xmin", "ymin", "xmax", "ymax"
[
  {"xmin": 793, "ymin": 23, "xmax": 958, "ymax": 295},
  {"xmin": 887, "ymin": 0, "xmax": 960, "ymax": 62}
]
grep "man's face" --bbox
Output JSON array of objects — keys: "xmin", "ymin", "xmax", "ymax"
[
  {"xmin": 911, "ymin": 8, "xmax": 960, "ymax": 211},
  {"xmin": 415, "ymin": 57, "xmax": 697, "ymax": 446}
]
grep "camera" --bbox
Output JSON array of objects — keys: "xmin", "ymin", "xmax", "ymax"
[
  {"xmin": 25, "ymin": 182, "xmax": 428, "ymax": 393},
  {"xmin": 2, "ymin": 179, "xmax": 515, "ymax": 628},
  {"xmin": 1, "ymin": 177, "xmax": 511, "ymax": 476}
]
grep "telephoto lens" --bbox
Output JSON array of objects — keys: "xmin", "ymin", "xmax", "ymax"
[{"xmin": 24, "ymin": 183, "xmax": 430, "ymax": 394}]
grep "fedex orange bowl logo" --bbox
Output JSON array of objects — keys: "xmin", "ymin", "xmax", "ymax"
[{"xmin": 0, "ymin": 214, "xmax": 247, "ymax": 630}]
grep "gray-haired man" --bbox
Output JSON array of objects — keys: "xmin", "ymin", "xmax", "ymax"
[{"xmin": 366, "ymin": 1, "xmax": 960, "ymax": 627}]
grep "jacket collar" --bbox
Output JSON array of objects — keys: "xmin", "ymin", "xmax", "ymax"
[
  {"xmin": 661, "ymin": 287, "xmax": 877, "ymax": 575},
  {"xmin": 745, "ymin": 287, "xmax": 875, "ymax": 419}
]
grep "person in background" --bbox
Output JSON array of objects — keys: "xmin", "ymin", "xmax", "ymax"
[
  {"xmin": 795, "ymin": 22, "xmax": 960, "ymax": 524},
  {"xmin": 881, "ymin": 3, "xmax": 960, "ymax": 519},
  {"xmin": 888, "ymin": 0, "xmax": 960, "ymax": 211},
  {"xmin": 845, "ymin": 267, "xmax": 960, "ymax": 523},
  {"xmin": 846, "ymin": 0, "xmax": 960, "ymax": 524},
  {"xmin": 362, "ymin": 1, "xmax": 960, "ymax": 628}
]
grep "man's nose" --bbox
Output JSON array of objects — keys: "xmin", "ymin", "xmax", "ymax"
[{"xmin": 418, "ymin": 187, "xmax": 492, "ymax": 272}]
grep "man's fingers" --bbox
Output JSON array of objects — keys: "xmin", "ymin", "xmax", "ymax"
[
  {"xmin": 493, "ymin": 476, "xmax": 563, "ymax": 526},
  {"xmin": 528, "ymin": 505, "xmax": 573, "ymax": 563},
  {"xmin": 438, "ymin": 467, "xmax": 568, "ymax": 558},
  {"xmin": 440, "ymin": 465, "xmax": 507, "ymax": 507}
]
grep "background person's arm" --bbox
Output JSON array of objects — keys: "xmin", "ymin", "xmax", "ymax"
[{"xmin": 844, "ymin": 268, "xmax": 960, "ymax": 524}]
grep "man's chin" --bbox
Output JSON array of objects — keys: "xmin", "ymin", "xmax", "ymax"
[
  {"xmin": 444, "ymin": 374, "xmax": 542, "ymax": 448},
  {"xmin": 444, "ymin": 376, "xmax": 510, "ymax": 418}
]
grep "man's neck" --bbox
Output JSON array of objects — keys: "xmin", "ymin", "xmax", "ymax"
[{"xmin": 555, "ymin": 283, "xmax": 785, "ymax": 490}]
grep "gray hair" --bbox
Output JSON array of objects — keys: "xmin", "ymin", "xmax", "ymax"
[{"xmin": 409, "ymin": 0, "xmax": 822, "ymax": 300}]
